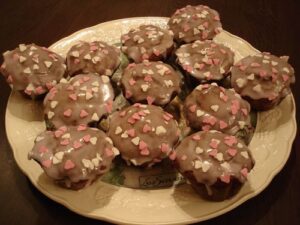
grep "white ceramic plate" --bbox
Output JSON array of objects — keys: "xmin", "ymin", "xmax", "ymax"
[{"xmin": 5, "ymin": 17, "xmax": 297, "ymax": 225}]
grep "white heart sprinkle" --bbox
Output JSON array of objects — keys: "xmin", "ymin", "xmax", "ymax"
[
  {"xmin": 50, "ymin": 101, "xmax": 58, "ymax": 109},
  {"xmin": 131, "ymin": 137, "xmax": 140, "ymax": 145},
  {"xmin": 90, "ymin": 137, "xmax": 97, "ymax": 145}
]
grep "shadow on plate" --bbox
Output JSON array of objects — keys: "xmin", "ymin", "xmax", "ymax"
[{"xmin": 7, "ymin": 91, "xmax": 44, "ymax": 121}]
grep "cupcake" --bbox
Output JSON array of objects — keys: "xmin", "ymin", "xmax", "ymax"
[
  {"xmin": 183, "ymin": 83, "xmax": 252, "ymax": 138},
  {"xmin": 121, "ymin": 60, "xmax": 181, "ymax": 106},
  {"xmin": 121, "ymin": 24, "xmax": 174, "ymax": 63},
  {"xmin": 231, "ymin": 53, "xmax": 295, "ymax": 111},
  {"xmin": 66, "ymin": 41, "xmax": 121, "ymax": 77},
  {"xmin": 174, "ymin": 130, "xmax": 254, "ymax": 201},
  {"xmin": 28, "ymin": 125, "xmax": 119, "ymax": 190},
  {"xmin": 175, "ymin": 40, "xmax": 234, "ymax": 84},
  {"xmin": 168, "ymin": 5, "xmax": 222, "ymax": 44},
  {"xmin": 107, "ymin": 104, "xmax": 179, "ymax": 167},
  {"xmin": 0, "ymin": 44, "xmax": 66, "ymax": 98},
  {"xmin": 44, "ymin": 73, "xmax": 114, "ymax": 129}
]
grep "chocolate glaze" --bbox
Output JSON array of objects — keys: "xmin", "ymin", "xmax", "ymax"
[
  {"xmin": 175, "ymin": 130, "xmax": 254, "ymax": 190},
  {"xmin": 121, "ymin": 60, "xmax": 181, "ymax": 106},
  {"xmin": 168, "ymin": 5, "xmax": 222, "ymax": 44},
  {"xmin": 107, "ymin": 104, "xmax": 179, "ymax": 167},
  {"xmin": 28, "ymin": 126, "xmax": 119, "ymax": 189},
  {"xmin": 121, "ymin": 25, "xmax": 174, "ymax": 63},
  {"xmin": 44, "ymin": 73, "xmax": 114, "ymax": 129},
  {"xmin": 231, "ymin": 53, "xmax": 295, "ymax": 111},
  {"xmin": 175, "ymin": 40, "xmax": 234, "ymax": 82},
  {"xmin": 0, "ymin": 44, "xmax": 66, "ymax": 98},
  {"xmin": 183, "ymin": 83, "xmax": 252, "ymax": 136},
  {"xmin": 66, "ymin": 41, "xmax": 120, "ymax": 77}
]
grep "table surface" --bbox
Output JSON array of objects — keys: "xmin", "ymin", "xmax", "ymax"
[{"xmin": 0, "ymin": 0, "xmax": 299, "ymax": 225}]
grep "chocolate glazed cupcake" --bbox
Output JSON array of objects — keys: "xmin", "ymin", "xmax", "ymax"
[
  {"xmin": 175, "ymin": 40, "xmax": 234, "ymax": 85},
  {"xmin": 183, "ymin": 83, "xmax": 252, "ymax": 140},
  {"xmin": 168, "ymin": 5, "xmax": 223, "ymax": 44},
  {"xmin": 231, "ymin": 53, "xmax": 295, "ymax": 111},
  {"xmin": 28, "ymin": 125, "xmax": 119, "ymax": 190},
  {"xmin": 0, "ymin": 44, "xmax": 66, "ymax": 98},
  {"xmin": 121, "ymin": 61, "xmax": 181, "ymax": 106},
  {"xmin": 107, "ymin": 104, "xmax": 179, "ymax": 167},
  {"xmin": 174, "ymin": 130, "xmax": 254, "ymax": 201},
  {"xmin": 121, "ymin": 24, "xmax": 174, "ymax": 63},
  {"xmin": 66, "ymin": 41, "xmax": 121, "ymax": 77}
]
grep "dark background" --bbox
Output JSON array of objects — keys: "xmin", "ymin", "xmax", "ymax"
[{"xmin": 0, "ymin": 0, "xmax": 299, "ymax": 225}]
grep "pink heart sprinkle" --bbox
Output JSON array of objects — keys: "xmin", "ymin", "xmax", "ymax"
[
  {"xmin": 59, "ymin": 126, "xmax": 67, "ymax": 132},
  {"xmin": 209, "ymin": 139, "xmax": 219, "ymax": 149},
  {"xmin": 241, "ymin": 108, "xmax": 248, "ymax": 116},
  {"xmin": 129, "ymin": 78, "xmax": 136, "ymax": 86},
  {"xmin": 64, "ymin": 160, "xmax": 75, "ymax": 170},
  {"xmin": 214, "ymin": 15, "xmax": 220, "ymax": 21},
  {"xmin": 202, "ymin": 125, "xmax": 211, "ymax": 131},
  {"xmin": 138, "ymin": 110, "xmax": 146, "ymax": 116},
  {"xmin": 203, "ymin": 116, "xmax": 217, "ymax": 126},
  {"xmin": 125, "ymin": 90, "xmax": 132, "ymax": 98},
  {"xmin": 192, "ymin": 135, "xmax": 201, "ymax": 141},
  {"xmin": 105, "ymin": 100, "xmax": 113, "ymax": 113},
  {"xmin": 219, "ymin": 120, "xmax": 228, "ymax": 129},
  {"xmin": 77, "ymin": 124, "xmax": 87, "ymax": 131},
  {"xmin": 239, "ymin": 65, "xmax": 247, "ymax": 71},
  {"xmin": 183, "ymin": 65, "xmax": 193, "ymax": 73},
  {"xmin": 74, "ymin": 58, "xmax": 80, "ymax": 64},
  {"xmin": 83, "ymin": 135, "xmax": 91, "ymax": 143},
  {"xmin": 227, "ymin": 148, "xmax": 237, "ymax": 157},
  {"xmin": 83, "ymin": 76, "xmax": 90, "ymax": 82},
  {"xmin": 209, "ymin": 149, "xmax": 218, "ymax": 157},
  {"xmin": 220, "ymin": 49, "xmax": 227, "ymax": 54},
  {"xmin": 231, "ymin": 100, "xmax": 240, "ymax": 115},
  {"xmin": 90, "ymin": 45, "xmax": 98, "ymax": 51},
  {"xmin": 54, "ymin": 130, "xmax": 63, "ymax": 138},
  {"xmin": 224, "ymin": 136, "xmax": 237, "ymax": 147},
  {"xmin": 282, "ymin": 74, "xmax": 289, "ymax": 82},
  {"xmin": 203, "ymin": 21, "xmax": 209, "ymax": 28},
  {"xmin": 67, "ymin": 85, "xmax": 74, "ymax": 91},
  {"xmin": 146, "ymin": 96, "xmax": 154, "ymax": 105},
  {"xmin": 63, "ymin": 109, "xmax": 72, "ymax": 117},
  {"xmin": 105, "ymin": 148, "xmax": 114, "ymax": 157},
  {"xmin": 73, "ymin": 140, "xmax": 82, "ymax": 149},
  {"xmin": 119, "ymin": 110, "xmax": 126, "ymax": 117},
  {"xmin": 161, "ymin": 143, "xmax": 170, "ymax": 153},
  {"xmin": 139, "ymin": 141, "xmax": 147, "ymax": 150},
  {"xmin": 144, "ymin": 75, "xmax": 153, "ymax": 82},
  {"xmin": 140, "ymin": 148, "xmax": 150, "ymax": 156},
  {"xmin": 69, "ymin": 93, "xmax": 77, "ymax": 101},
  {"xmin": 60, "ymin": 139, "xmax": 70, "ymax": 146},
  {"xmin": 35, "ymin": 86, "xmax": 44, "ymax": 94},
  {"xmin": 143, "ymin": 124, "xmax": 152, "ymax": 133},
  {"xmin": 126, "ymin": 63, "xmax": 136, "ymax": 69},
  {"xmin": 169, "ymin": 151, "xmax": 177, "ymax": 161},
  {"xmin": 259, "ymin": 70, "xmax": 267, "ymax": 77},
  {"xmin": 240, "ymin": 168, "xmax": 248, "ymax": 177},
  {"xmin": 45, "ymin": 82, "xmax": 53, "ymax": 90},
  {"xmin": 189, "ymin": 104, "xmax": 197, "ymax": 113},
  {"xmin": 80, "ymin": 109, "xmax": 89, "ymax": 118},
  {"xmin": 213, "ymin": 58, "xmax": 220, "ymax": 65},
  {"xmin": 220, "ymin": 174, "xmax": 231, "ymax": 183},
  {"xmin": 142, "ymin": 54, "xmax": 149, "ymax": 60},
  {"xmin": 251, "ymin": 62, "xmax": 260, "ymax": 67},
  {"xmin": 38, "ymin": 146, "xmax": 48, "ymax": 153},
  {"xmin": 132, "ymin": 113, "xmax": 141, "ymax": 120},
  {"xmin": 153, "ymin": 49, "xmax": 160, "ymax": 56},
  {"xmin": 127, "ymin": 128, "xmax": 135, "ymax": 137},
  {"xmin": 42, "ymin": 159, "xmax": 52, "ymax": 168},
  {"xmin": 127, "ymin": 117, "xmax": 136, "ymax": 124}
]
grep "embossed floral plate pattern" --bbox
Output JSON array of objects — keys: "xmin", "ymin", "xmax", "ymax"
[{"xmin": 5, "ymin": 17, "xmax": 296, "ymax": 225}]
